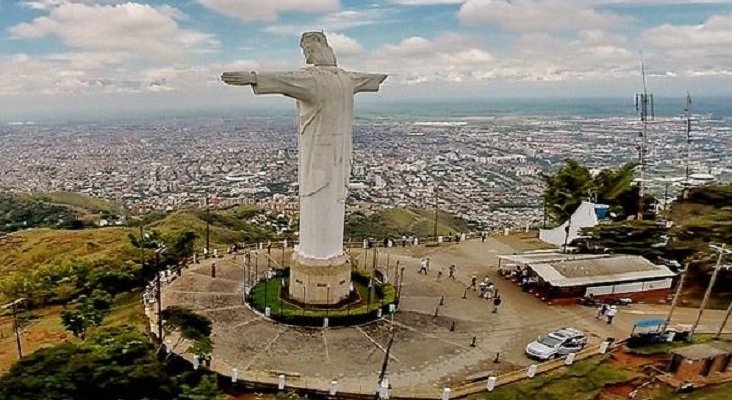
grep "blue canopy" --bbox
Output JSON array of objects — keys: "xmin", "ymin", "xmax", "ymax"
[{"xmin": 634, "ymin": 318, "xmax": 665, "ymax": 328}]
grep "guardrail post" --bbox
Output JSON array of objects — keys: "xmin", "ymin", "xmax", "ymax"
[
  {"xmin": 527, "ymin": 364, "xmax": 537, "ymax": 378},
  {"xmin": 329, "ymin": 380, "xmax": 337, "ymax": 396},
  {"xmin": 442, "ymin": 387, "xmax": 451, "ymax": 400},
  {"xmin": 486, "ymin": 376, "xmax": 497, "ymax": 392},
  {"xmin": 565, "ymin": 352, "xmax": 576, "ymax": 365},
  {"xmin": 231, "ymin": 368, "xmax": 238, "ymax": 382},
  {"xmin": 599, "ymin": 341, "xmax": 610, "ymax": 354},
  {"xmin": 278, "ymin": 374, "xmax": 286, "ymax": 390}
]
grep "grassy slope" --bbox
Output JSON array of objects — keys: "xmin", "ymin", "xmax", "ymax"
[
  {"xmin": 39, "ymin": 192, "xmax": 121, "ymax": 214},
  {"xmin": 0, "ymin": 290, "xmax": 145, "ymax": 374},
  {"xmin": 479, "ymin": 355, "xmax": 636, "ymax": 400},
  {"xmin": 0, "ymin": 227, "xmax": 133, "ymax": 274},
  {"xmin": 346, "ymin": 207, "xmax": 469, "ymax": 240}
]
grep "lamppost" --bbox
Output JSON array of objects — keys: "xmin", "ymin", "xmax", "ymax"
[
  {"xmin": 690, "ymin": 244, "xmax": 731, "ymax": 341},
  {"xmin": 552, "ymin": 203, "xmax": 572, "ymax": 253},
  {"xmin": 2, "ymin": 298, "xmax": 26, "ymax": 359},
  {"xmin": 154, "ymin": 242, "xmax": 167, "ymax": 340},
  {"xmin": 326, "ymin": 284, "xmax": 331, "ymax": 318},
  {"xmin": 204, "ymin": 195, "xmax": 210, "ymax": 258},
  {"xmin": 433, "ymin": 185, "xmax": 439, "ymax": 241}
]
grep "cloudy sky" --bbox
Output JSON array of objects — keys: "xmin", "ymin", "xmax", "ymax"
[{"xmin": 1, "ymin": 0, "xmax": 731, "ymax": 119}]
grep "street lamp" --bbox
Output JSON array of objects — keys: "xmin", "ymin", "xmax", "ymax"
[
  {"xmin": 326, "ymin": 284, "xmax": 331, "ymax": 318},
  {"xmin": 553, "ymin": 203, "xmax": 572, "ymax": 253},
  {"xmin": 2, "ymin": 298, "xmax": 26, "ymax": 359},
  {"xmin": 154, "ymin": 242, "xmax": 167, "ymax": 341},
  {"xmin": 690, "ymin": 244, "xmax": 731, "ymax": 340}
]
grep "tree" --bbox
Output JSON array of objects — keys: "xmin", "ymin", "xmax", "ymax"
[
  {"xmin": 60, "ymin": 290, "xmax": 112, "ymax": 340},
  {"xmin": 593, "ymin": 162, "xmax": 639, "ymax": 218},
  {"xmin": 177, "ymin": 375, "xmax": 226, "ymax": 400},
  {"xmin": 542, "ymin": 159, "xmax": 594, "ymax": 222},
  {"xmin": 578, "ymin": 221, "xmax": 669, "ymax": 261},
  {"xmin": 160, "ymin": 306, "xmax": 213, "ymax": 362},
  {"xmin": 0, "ymin": 326, "xmax": 177, "ymax": 400},
  {"xmin": 542, "ymin": 159, "xmax": 648, "ymax": 223}
]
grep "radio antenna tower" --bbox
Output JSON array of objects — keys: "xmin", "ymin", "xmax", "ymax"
[
  {"xmin": 634, "ymin": 58, "xmax": 653, "ymax": 220},
  {"xmin": 683, "ymin": 92, "xmax": 693, "ymax": 197}
]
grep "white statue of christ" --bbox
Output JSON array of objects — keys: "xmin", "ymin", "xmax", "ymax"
[{"xmin": 223, "ymin": 32, "xmax": 387, "ymax": 262}]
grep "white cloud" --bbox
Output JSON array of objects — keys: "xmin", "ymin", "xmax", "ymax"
[
  {"xmin": 8, "ymin": 2, "xmax": 218, "ymax": 61},
  {"xmin": 388, "ymin": 0, "xmax": 465, "ymax": 4},
  {"xmin": 325, "ymin": 32, "xmax": 365, "ymax": 56},
  {"xmin": 263, "ymin": 9, "xmax": 391, "ymax": 35},
  {"xmin": 458, "ymin": 0, "xmax": 630, "ymax": 32},
  {"xmin": 642, "ymin": 14, "xmax": 732, "ymax": 62},
  {"xmin": 196, "ymin": 0, "xmax": 340, "ymax": 22},
  {"xmin": 2, "ymin": 2, "xmax": 221, "ymax": 97}
]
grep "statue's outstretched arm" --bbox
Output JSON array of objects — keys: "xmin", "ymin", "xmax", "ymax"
[{"xmin": 221, "ymin": 71, "xmax": 256, "ymax": 86}]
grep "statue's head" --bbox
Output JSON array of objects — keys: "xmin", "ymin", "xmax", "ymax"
[{"xmin": 300, "ymin": 32, "xmax": 337, "ymax": 67}]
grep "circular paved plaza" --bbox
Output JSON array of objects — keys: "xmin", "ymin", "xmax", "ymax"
[{"xmin": 160, "ymin": 237, "xmax": 645, "ymax": 397}]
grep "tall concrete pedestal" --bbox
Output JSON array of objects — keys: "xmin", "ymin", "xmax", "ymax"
[{"xmin": 289, "ymin": 251, "xmax": 351, "ymax": 305}]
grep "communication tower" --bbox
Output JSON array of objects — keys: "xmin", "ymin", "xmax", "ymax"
[{"xmin": 634, "ymin": 59, "xmax": 653, "ymax": 220}]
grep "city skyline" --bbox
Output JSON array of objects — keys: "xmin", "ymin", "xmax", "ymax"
[{"xmin": 1, "ymin": 0, "xmax": 731, "ymax": 119}]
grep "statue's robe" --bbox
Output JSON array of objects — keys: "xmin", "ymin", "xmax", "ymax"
[{"xmin": 252, "ymin": 67, "xmax": 384, "ymax": 260}]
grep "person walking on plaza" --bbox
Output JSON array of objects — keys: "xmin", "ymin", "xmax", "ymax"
[
  {"xmin": 470, "ymin": 275, "xmax": 477, "ymax": 290},
  {"xmin": 426, "ymin": 257, "xmax": 431, "ymax": 272},
  {"xmin": 448, "ymin": 264, "xmax": 456, "ymax": 279},
  {"xmin": 437, "ymin": 267, "xmax": 443, "ymax": 280},
  {"xmin": 419, "ymin": 258, "xmax": 428, "ymax": 275},
  {"xmin": 492, "ymin": 295, "xmax": 502, "ymax": 313},
  {"xmin": 596, "ymin": 303, "xmax": 607, "ymax": 319},
  {"xmin": 606, "ymin": 305, "xmax": 617, "ymax": 324}
]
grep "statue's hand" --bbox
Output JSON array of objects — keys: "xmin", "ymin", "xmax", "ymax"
[{"xmin": 221, "ymin": 71, "xmax": 256, "ymax": 86}]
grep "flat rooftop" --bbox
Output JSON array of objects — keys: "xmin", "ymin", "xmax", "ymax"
[{"xmin": 500, "ymin": 252, "xmax": 676, "ymax": 287}]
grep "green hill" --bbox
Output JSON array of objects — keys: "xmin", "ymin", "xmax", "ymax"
[
  {"xmin": 0, "ymin": 192, "xmax": 122, "ymax": 233},
  {"xmin": 345, "ymin": 207, "xmax": 469, "ymax": 240}
]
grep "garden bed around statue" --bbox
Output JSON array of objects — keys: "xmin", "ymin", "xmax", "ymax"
[{"xmin": 247, "ymin": 268, "xmax": 398, "ymax": 327}]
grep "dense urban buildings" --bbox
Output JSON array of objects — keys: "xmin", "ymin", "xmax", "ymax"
[{"xmin": 1, "ymin": 111, "xmax": 729, "ymax": 230}]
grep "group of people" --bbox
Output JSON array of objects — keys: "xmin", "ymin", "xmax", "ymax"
[
  {"xmin": 417, "ymin": 259, "xmax": 503, "ymax": 313},
  {"xmin": 468, "ymin": 275, "xmax": 502, "ymax": 312}
]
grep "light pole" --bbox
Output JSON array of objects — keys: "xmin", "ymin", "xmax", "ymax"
[
  {"xmin": 663, "ymin": 264, "xmax": 688, "ymax": 332},
  {"xmin": 2, "ymin": 298, "xmax": 26, "ymax": 359},
  {"xmin": 205, "ymin": 195, "xmax": 210, "ymax": 258},
  {"xmin": 433, "ymin": 185, "xmax": 439, "ymax": 241},
  {"xmin": 154, "ymin": 242, "xmax": 167, "ymax": 341},
  {"xmin": 326, "ymin": 284, "xmax": 331, "ymax": 318},
  {"xmin": 715, "ymin": 300, "xmax": 732, "ymax": 340},
  {"xmin": 689, "ymin": 244, "xmax": 730, "ymax": 341},
  {"xmin": 553, "ymin": 203, "xmax": 572, "ymax": 253}
]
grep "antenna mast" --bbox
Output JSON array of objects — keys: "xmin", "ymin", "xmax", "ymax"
[
  {"xmin": 683, "ymin": 92, "xmax": 692, "ymax": 197},
  {"xmin": 634, "ymin": 58, "xmax": 653, "ymax": 220}
]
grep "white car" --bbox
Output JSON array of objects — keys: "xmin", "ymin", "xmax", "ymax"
[{"xmin": 525, "ymin": 327, "xmax": 588, "ymax": 360}]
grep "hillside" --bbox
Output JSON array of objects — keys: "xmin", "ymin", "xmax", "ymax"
[
  {"xmin": 0, "ymin": 227, "xmax": 133, "ymax": 274},
  {"xmin": 0, "ymin": 192, "xmax": 122, "ymax": 233},
  {"xmin": 149, "ymin": 207, "xmax": 277, "ymax": 250},
  {"xmin": 345, "ymin": 207, "xmax": 469, "ymax": 240}
]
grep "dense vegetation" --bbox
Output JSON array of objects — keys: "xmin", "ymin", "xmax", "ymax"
[
  {"xmin": 0, "ymin": 193, "xmax": 82, "ymax": 232},
  {"xmin": 0, "ymin": 325, "xmax": 222, "ymax": 400},
  {"xmin": 542, "ymin": 159, "xmax": 653, "ymax": 222}
]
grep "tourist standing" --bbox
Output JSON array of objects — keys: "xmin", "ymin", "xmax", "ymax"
[
  {"xmin": 470, "ymin": 275, "xmax": 477, "ymax": 290},
  {"xmin": 606, "ymin": 305, "xmax": 617, "ymax": 324},
  {"xmin": 419, "ymin": 258, "xmax": 428, "ymax": 275},
  {"xmin": 448, "ymin": 264, "xmax": 456, "ymax": 279},
  {"xmin": 492, "ymin": 295, "xmax": 502, "ymax": 313},
  {"xmin": 596, "ymin": 303, "xmax": 607, "ymax": 319}
]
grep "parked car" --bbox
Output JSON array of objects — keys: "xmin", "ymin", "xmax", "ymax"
[{"xmin": 525, "ymin": 327, "xmax": 588, "ymax": 360}]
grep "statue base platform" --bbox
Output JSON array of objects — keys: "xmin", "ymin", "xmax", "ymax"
[{"xmin": 288, "ymin": 251, "xmax": 351, "ymax": 305}]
